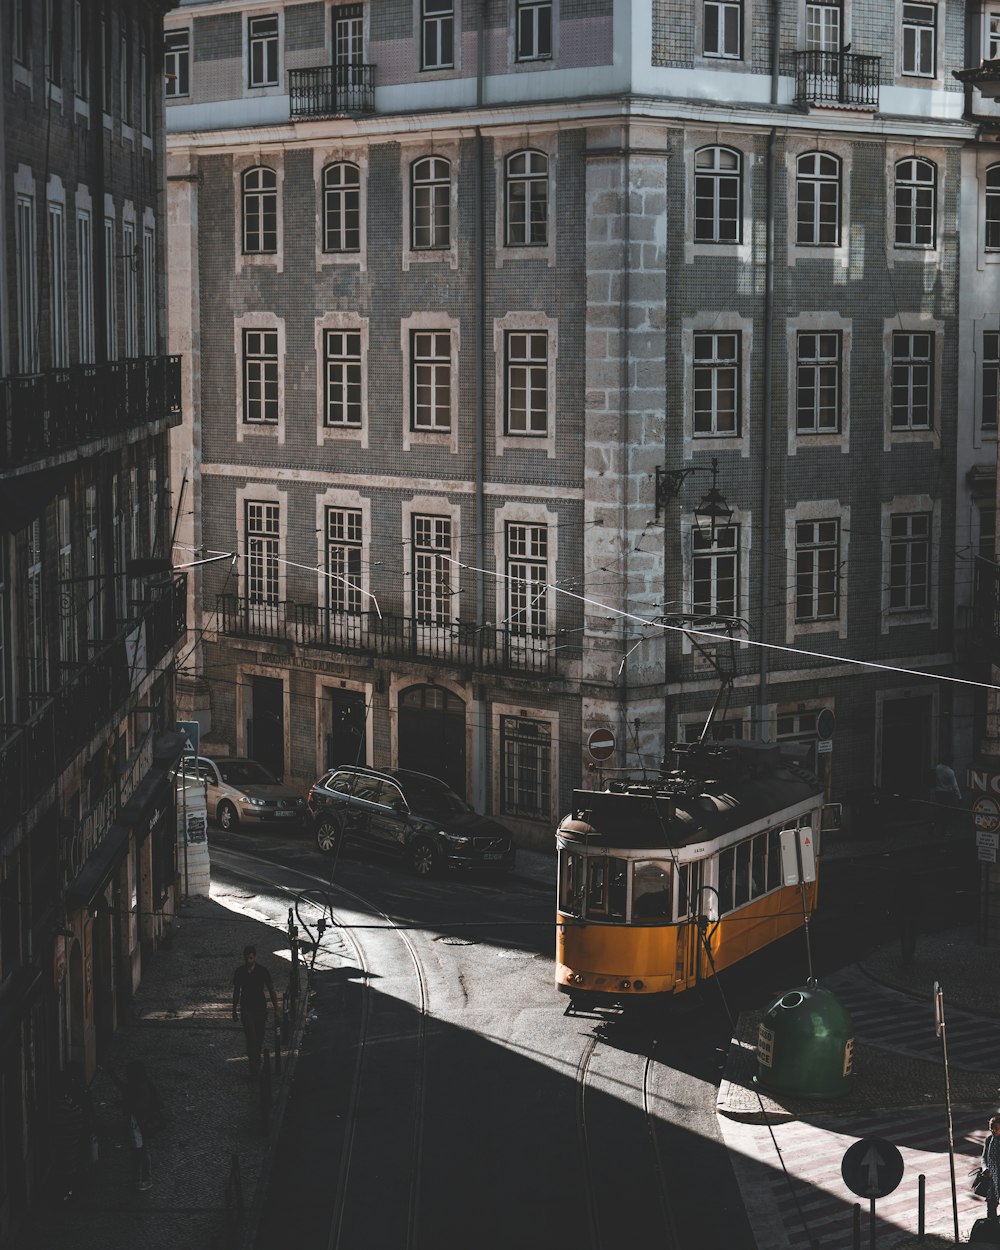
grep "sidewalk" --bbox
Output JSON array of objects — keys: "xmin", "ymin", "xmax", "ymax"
[{"xmin": 12, "ymin": 893, "xmax": 304, "ymax": 1250}]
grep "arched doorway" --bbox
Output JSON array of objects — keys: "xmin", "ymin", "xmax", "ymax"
[{"xmin": 397, "ymin": 685, "xmax": 466, "ymax": 798}]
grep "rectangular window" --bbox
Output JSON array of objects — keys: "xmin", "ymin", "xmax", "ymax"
[
  {"xmin": 111, "ymin": 473, "xmax": 127, "ymax": 624},
  {"xmin": 412, "ymin": 514, "xmax": 452, "ymax": 624},
  {"xmin": 244, "ymin": 501, "xmax": 280, "ymax": 603},
  {"xmin": 248, "ymin": 14, "xmax": 279, "ymax": 87},
  {"xmin": 101, "ymin": 14, "xmax": 112, "ymax": 113},
  {"xmin": 795, "ymin": 519, "xmax": 840, "ymax": 621},
  {"xmin": 516, "ymin": 0, "xmax": 552, "ymax": 61},
  {"xmin": 984, "ymin": 332, "xmax": 1000, "ymax": 435},
  {"xmin": 25, "ymin": 520, "xmax": 46, "ymax": 704},
  {"xmin": 704, "ymin": 0, "xmax": 741, "ymax": 58},
  {"xmin": 60, "ymin": 495, "xmax": 79, "ymax": 668},
  {"xmin": 15, "ymin": 196, "xmax": 37, "ymax": 375},
  {"xmin": 48, "ymin": 203, "xmax": 68, "ymax": 368},
  {"xmin": 13, "ymin": 0, "xmax": 30, "ymax": 66},
  {"xmin": 693, "ymin": 524, "xmax": 739, "ymax": 616},
  {"xmin": 891, "ymin": 332, "xmax": 933, "ymax": 430},
  {"xmin": 77, "ymin": 211, "xmax": 95, "ymax": 363},
  {"xmin": 411, "ymin": 330, "xmax": 451, "ymax": 430},
  {"xmin": 334, "ymin": 6, "xmax": 364, "ymax": 65},
  {"xmin": 45, "ymin": 0, "xmax": 61, "ymax": 86},
  {"xmin": 506, "ymin": 522, "xmax": 548, "ymax": 637},
  {"xmin": 120, "ymin": 31, "xmax": 131, "ymax": 122},
  {"xmin": 164, "ymin": 29, "xmax": 189, "ymax": 97},
  {"xmin": 902, "ymin": 2, "xmax": 936, "ymax": 77},
  {"xmin": 74, "ymin": 1, "xmax": 89, "ymax": 98},
  {"xmin": 796, "ymin": 332, "xmax": 840, "ymax": 433},
  {"xmin": 989, "ymin": 11, "xmax": 1000, "ymax": 61},
  {"xmin": 980, "ymin": 508, "xmax": 996, "ymax": 562},
  {"xmin": 243, "ymin": 329, "xmax": 279, "ymax": 424},
  {"xmin": 501, "ymin": 716, "xmax": 551, "ymax": 819},
  {"xmin": 888, "ymin": 512, "xmax": 930, "ymax": 610},
  {"xmin": 140, "ymin": 45, "xmax": 150, "ymax": 133},
  {"xmin": 86, "ymin": 484, "xmax": 102, "ymax": 641},
  {"xmin": 142, "ymin": 226, "xmax": 156, "ymax": 355},
  {"xmin": 104, "ymin": 216, "xmax": 117, "ymax": 360},
  {"xmin": 129, "ymin": 466, "xmax": 141, "ymax": 610},
  {"xmin": 805, "ymin": 0, "xmax": 842, "ymax": 51},
  {"xmin": 148, "ymin": 461, "xmax": 160, "ymax": 557},
  {"xmin": 693, "ymin": 332, "xmax": 740, "ymax": 435},
  {"xmin": 421, "ymin": 0, "xmax": 454, "ymax": 70},
  {"xmin": 325, "ymin": 507, "xmax": 363, "ymax": 613},
  {"xmin": 506, "ymin": 331, "xmax": 548, "ymax": 435},
  {"xmin": 324, "ymin": 330, "xmax": 362, "ymax": 427},
  {"xmin": 122, "ymin": 221, "xmax": 138, "ymax": 357}
]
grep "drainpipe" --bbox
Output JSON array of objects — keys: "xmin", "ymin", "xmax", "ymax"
[
  {"xmin": 474, "ymin": 8, "xmax": 487, "ymax": 809},
  {"xmin": 620, "ymin": 131, "xmax": 632, "ymax": 765}
]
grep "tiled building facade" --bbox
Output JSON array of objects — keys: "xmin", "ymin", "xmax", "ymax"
[
  {"xmin": 0, "ymin": 1, "xmax": 185, "ymax": 1237},
  {"xmin": 167, "ymin": 0, "xmax": 1000, "ymax": 847}
]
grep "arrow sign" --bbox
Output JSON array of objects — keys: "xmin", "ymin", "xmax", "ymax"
[{"xmin": 841, "ymin": 1135, "xmax": 904, "ymax": 1199}]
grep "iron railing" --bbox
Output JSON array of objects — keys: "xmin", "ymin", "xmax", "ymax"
[
  {"xmin": 216, "ymin": 595, "xmax": 561, "ymax": 676},
  {"xmin": 0, "ymin": 355, "xmax": 182, "ymax": 472},
  {"xmin": 289, "ymin": 64, "xmax": 375, "ymax": 118},
  {"xmin": 974, "ymin": 557, "xmax": 1000, "ymax": 661},
  {"xmin": 793, "ymin": 50, "xmax": 880, "ymax": 109},
  {"xmin": 0, "ymin": 575, "xmax": 187, "ymax": 836}
]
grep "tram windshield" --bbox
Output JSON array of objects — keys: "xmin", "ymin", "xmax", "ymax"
[{"xmin": 558, "ymin": 851, "xmax": 674, "ymax": 923}]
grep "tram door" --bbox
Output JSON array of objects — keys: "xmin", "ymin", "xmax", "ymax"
[{"xmin": 675, "ymin": 859, "xmax": 709, "ymax": 989}]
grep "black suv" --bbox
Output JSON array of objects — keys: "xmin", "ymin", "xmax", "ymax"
[{"xmin": 306, "ymin": 765, "xmax": 516, "ymax": 875}]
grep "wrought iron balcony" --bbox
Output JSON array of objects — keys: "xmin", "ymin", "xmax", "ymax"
[
  {"xmin": 216, "ymin": 595, "xmax": 562, "ymax": 676},
  {"xmin": 974, "ymin": 556, "xmax": 1000, "ymax": 662},
  {"xmin": 793, "ymin": 50, "xmax": 880, "ymax": 110},
  {"xmin": 289, "ymin": 64, "xmax": 375, "ymax": 118},
  {"xmin": 0, "ymin": 355, "xmax": 182, "ymax": 473},
  {"xmin": 0, "ymin": 574, "xmax": 187, "ymax": 837}
]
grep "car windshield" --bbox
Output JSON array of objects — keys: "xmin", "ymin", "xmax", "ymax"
[
  {"xmin": 401, "ymin": 776, "xmax": 471, "ymax": 817},
  {"xmin": 219, "ymin": 761, "xmax": 279, "ymax": 786}
]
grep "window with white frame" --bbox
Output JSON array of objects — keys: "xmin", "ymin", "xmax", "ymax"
[
  {"xmin": 77, "ymin": 210, "xmax": 95, "ymax": 363},
  {"xmin": 796, "ymin": 332, "xmax": 840, "ymax": 433},
  {"xmin": 123, "ymin": 220, "xmax": 138, "ymax": 357},
  {"xmin": 142, "ymin": 226, "xmax": 155, "ymax": 355},
  {"xmin": 244, "ymin": 501, "xmax": 280, "ymax": 603},
  {"xmin": 140, "ymin": 43, "xmax": 150, "ymax": 133},
  {"xmin": 112, "ymin": 473, "xmax": 126, "ymax": 624},
  {"xmin": 104, "ymin": 216, "xmax": 117, "ymax": 360},
  {"xmin": 704, "ymin": 0, "xmax": 742, "ymax": 58},
  {"xmin": 45, "ymin": 0, "xmax": 61, "ymax": 86},
  {"xmin": 48, "ymin": 202, "xmax": 68, "ymax": 368},
  {"xmin": 120, "ymin": 29, "xmax": 131, "ymax": 123},
  {"xmin": 323, "ymin": 162, "xmax": 361, "ymax": 253},
  {"xmin": 516, "ymin": 0, "xmax": 552, "ymax": 61},
  {"xmin": 324, "ymin": 330, "xmax": 362, "ymax": 427},
  {"xmin": 74, "ymin": 1, "xmax": 89, "ymax": 99},
  {"xmin": 501, "ymin": 716, "xmax": 551, "ymax": 818},
  {"xmin": 694, "ymin": 146, "xmax": 741, "ymax": 243},
  {"xmin": 506, "ymin": 331, "xmax": 548, "ymax": 435},
  {"xmin": 421, "ymin": 0, "xmax": 454, "ymax": 69},
  {"xmin": 412, "ymin": 515, "xmax": 452, "ymax": 624},
  {"xmin": 129, "ymin": 466, "xmax": 141, "ymax": 609},
  {"xmin": 692, "ymin": 524, "xmax": 739, "ymax": 616},
  {"xmin": 693, "ymin": 332, "xmax": 740, "ymax": 435},
  {"xmin": 248, "ymin": 14, "xmax": 279, "ymax": 87},
  {"xmin": 984, "ymin": 332, "xmax": 1000, "ymax": 435},
  {"xmin": 989, "ymin": 10, "xmax": 1000, "ymax": 60},
  {"xmin": 58, "ymin": 495, "xmax": 76, "ymax": 671},
  {"xmin": 680, "ymin": 717, "xmax": 744, "ymax": 743},
  {"xmin": 411, "ymin": 330, "xmax": 451, "ymax": 431},
  {"xmin": 148, "ymin": 460, "xmax": 160, "ymax": 556},
  {"xmin": 894, "ymin": 158, "xmax": 936, "ymax": 248},
  {"xmin": 506, "ymin": 522, "xmax": 548, "ymax": 637},
  {"xmin": 411, "ymin": 157, "xmax": 451, "ymax": 250},
  {"xmin": 85, "ymin": 484, "xmax": 102, "ymax": 641},
  {"xmin": 986, "ymin": 165, "xmax": 1000, "ymax": 251},
  {"xmin": 796, "ymin": 152, "xmax": 840, "ymax": 246},
  {"xmin": 902, "ymin": 3, "xmax": 936, "ymax": 77},
  {"xmin": 776, "ymin": 709, "xmax": 820, "ymax": 773},
  {"xmin": 13, "ymin": 0, "xmax": 30, "ymax": 67},
  {"xmin": 506, "ymin": 150, "xmax": 548, "ymax": 246},
  {"xmin": 25, "ymin": 519, "xmax": 46, "ymax": 704},
  {"xmin": 325, "ymin": 507, "xmax": 363, "ymax": 613},
  {"xmin": 334, "ymin": 5, "xmax": 364, "ymax": 64},
  {"xmin": 805, "ymin": 0, "xmax": 842, "ymax": 50},
  {"xmin": 14, "ymin": 195, "xmax": 37, "ymax": 374},
  {"xmin": 242, "ymin": 167, "xmax": 278, "ymax": 254},
  {"xmin": 795, "ymin": 519, "xmax": 840, "ymax": 622},
  {"xmin": 164, "ymin": 28, "xmax": 189, "ymax": 97},
  {"xmin": 888, "ymin": 512, "xmax": 930, "ymax": 610},
  {"xmin": 243, "ymin": 329, "xmax": 279, "ymax": 424},
  {"xmin": 891, "ymin": 331, "xmax": 933, "ymax": 430}
]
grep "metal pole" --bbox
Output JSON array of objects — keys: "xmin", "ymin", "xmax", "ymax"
[
  {"xmin": 852, "ymin": 1203, "xmax": 861, "ymax": 1250},
  {"xmin": 180, "ymin": 754, "xmax": 189, "ymax": 899},
  {"xmin": 868, "ymin": 1196, "xmax": 875, "ymax": 1250},
  {"xmin": 934, "ymin": 982, "xmax": 960, "ymax": 1244},
  {"xmin": 917, "ymin": 1173, "xmax": 925, "ymax": 1241}
]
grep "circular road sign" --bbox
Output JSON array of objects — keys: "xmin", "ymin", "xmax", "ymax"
[
  {"xmin": 587, "ymin": 728, "xmax": 617, "ymax": 762},
  {"xmin": 974, "ymin": 796, "xmax": 1000, "ymax": 834},
  {"xmin": 841, "ymin": 1136, "xmax": 904, "ymax": 1200},
  {"xmin": 816, "ymin": 708, "xmax": 836, "ymax": 740}
]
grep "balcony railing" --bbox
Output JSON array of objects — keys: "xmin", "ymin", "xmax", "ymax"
[
  {"xmin": 974, "ymin": 557, "xmax": 1000, "ymax": 662},
  {"xmin": 793, "ymin": 50, "xmax": 880, "ymax": 109},
  {"xmin": 0, "ymin": 355, "xmax": 182, "ymax": 472},
  {"xmin": 289, "ymin": 64, "xmax": 375, "ymax": 118},
  {"xmin": 0, "ymin": 574, "xmax": 187, "ymax": 837},
  {"xmin": 216, "ymin": 595, "xmax": 561, "ymax": 676}
]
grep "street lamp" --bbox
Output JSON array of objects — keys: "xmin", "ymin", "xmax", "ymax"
[{"xmin": 654, "ymin": 457, "xmax": 734, "ymax": 541}]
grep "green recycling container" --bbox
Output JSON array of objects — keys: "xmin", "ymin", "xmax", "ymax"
[{"xmin": 754, "ymin": 983, "xmax": 855, "ymax": 1099}]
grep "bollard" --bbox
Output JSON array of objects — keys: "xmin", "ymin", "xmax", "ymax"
[
  {"xmin": 852, "ymin": 1203, "xmax": 861, "ymax": 1250},
  {"xmin": 918, "ymin": 1173, "xmax": 925, "ymax": 1241}
]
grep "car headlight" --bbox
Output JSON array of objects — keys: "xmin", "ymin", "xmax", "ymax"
[
  {"xmin": 441, "ymin": 833, "xmax": 470, "ymax": 847},
  {"xmin": 246, "ymin": 797, "xmax": 267, "ymax": 807}
]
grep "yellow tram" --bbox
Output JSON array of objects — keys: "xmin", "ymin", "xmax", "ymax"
[{"xmin": 556, "ymin": 740, "xmax": 825, "ymax": 1005}]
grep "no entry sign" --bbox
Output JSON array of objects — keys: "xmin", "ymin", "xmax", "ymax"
[{"xmin": 587, "ymin": 728, "xmax": 616, "ymax": 762}]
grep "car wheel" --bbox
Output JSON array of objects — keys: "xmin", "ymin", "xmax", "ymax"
[
  {"xmin": 315, "ymin": 816, "xmax": 343, "ymax": 855},
  {"xmin": 218, "ymin": 800, "xmax": 239, "ymax": 832},
  {"xmin": 409, "ymin": 838, "xmax": 439, "ymax": 877}
]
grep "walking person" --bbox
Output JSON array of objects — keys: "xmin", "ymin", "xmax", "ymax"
[
  {"xmin": 982, "ymin": 1114, "xmax": 1000, "ymax": 1225},
  {"xmin": 930, "ymin": 756, "xmax": 962, "ymax": 834},
  {"xmin": 107, "ymin": 1061, "xmax": 164, "ymax": 1191},
  {"xmin": 232, "ymin": 944, "xmax": 279, "ymax": 1078}
]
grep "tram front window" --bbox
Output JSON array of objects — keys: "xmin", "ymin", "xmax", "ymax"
[
  {"xmin": 632, "ymin": 860, "xmax": 672, "ymax": 922},
  {"xmin": 559, "ymin": 850, "xmax": 586, "ymax": 916},
  {"xmin": 585, "ymin": 856, "xmax": 627, "ymax": 920}
]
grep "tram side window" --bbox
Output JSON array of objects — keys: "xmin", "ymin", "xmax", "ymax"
[
  {"xmin": 559, "ymin": 850, "xmax": 585, "ymax": 917},
  {"xmin": 717, "ymin": 847, "xmax": 735, "ymax": 914},
  {"xmin": 632, "ymin": 860, "xmax": 672, "ymax": 923},
  {"xmin": 766, "ymin": 828, "xmax": 781, "ymax": 890},
  {"xmin": 586, "ymin": 856, "xmax": 627, "ymax": 920},
  {"xmin": 751, "ymin": 834, "xmax": 766, "ymax": 900},
  {"xmin": 676, "ymin": 863, "xmax": 691, "ymax": 918},
  {"xmin": 734, "ymin": 840, "xmax": 751, "ymax": 907}
]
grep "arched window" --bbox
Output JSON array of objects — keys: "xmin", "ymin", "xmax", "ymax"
[
  {"xmin": 322, "ymin": 162, "xmax": 361, "ymax": 253},
  {"xmin": 242, "ymin": 166, "xmax": 277, "ymax": 254},
  {"xmin": 506, "ymin": 150, "xmax": 548, "ymax": 246},
  {"xmin": 986, "ymin": 164, "xmax": 1000, "ymax": 251},
  {"xmin": 796, "ymin": 151, "xmax": 840, "ymax": 246},
  {"xmin": 694, "ymin": 146, "xmax": 741, "ymax": 243},
  {"xmin": 411, "ymin": 156, "xmax": 451, "ymax": 250},
  {"xmin": 894, "ymin": 157, "xmax": 936, "ymax": 248}
]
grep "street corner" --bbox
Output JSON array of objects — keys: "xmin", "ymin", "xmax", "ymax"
[{"xmin": 716, "ymin": 1013, "xmax": 799, "ymax": 1124}]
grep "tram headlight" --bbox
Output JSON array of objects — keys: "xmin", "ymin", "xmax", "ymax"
[{"xmin": 620, "ymin": 979, "xmax": 632, "ymax": 990}]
